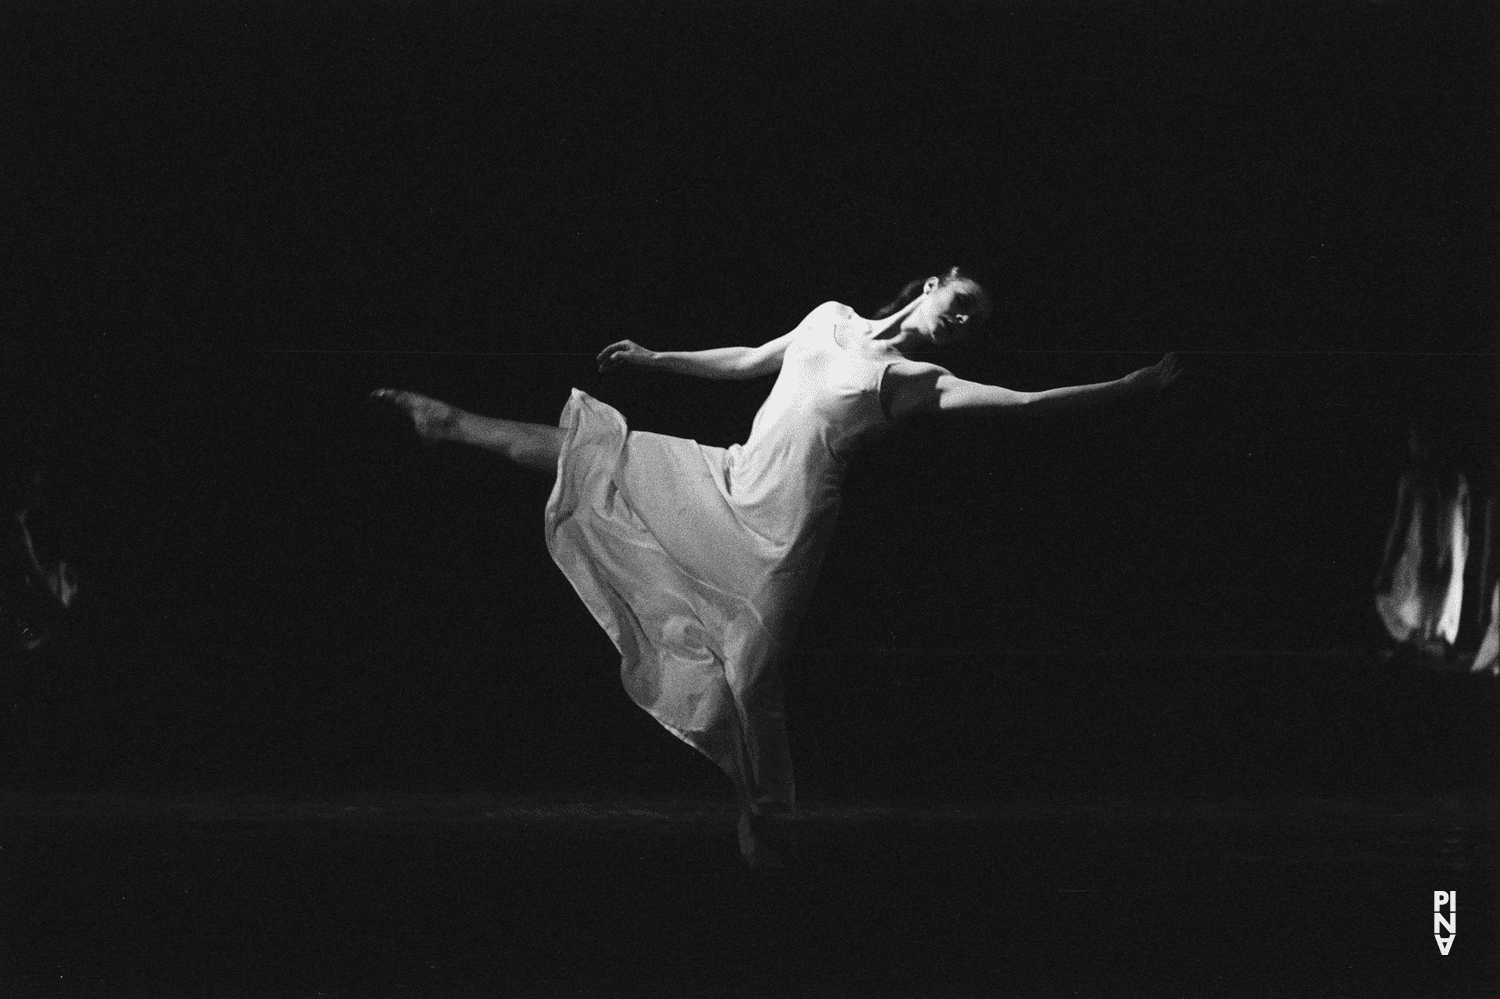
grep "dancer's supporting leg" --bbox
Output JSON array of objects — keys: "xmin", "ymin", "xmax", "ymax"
[
  {"xmin": 737, "ymin": 799, "xmax": 784, "ymax": 869},
  {"xmin": 370, "ymin": 389, "xmax": 563, "ymax": 473}
]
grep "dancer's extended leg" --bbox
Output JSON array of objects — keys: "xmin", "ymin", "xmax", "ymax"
[{"xmin": 370, "ymin": 389, "xmax": 563, "ymax": 473}]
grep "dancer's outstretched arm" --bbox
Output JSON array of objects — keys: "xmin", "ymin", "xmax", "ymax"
[
  {"xmin": 596, "ymin": 303, "xmax": 841, "ymax": 380},
  {"xmin": 883, "ymin": 353, "xmax": 1182, "ymax": 421},
  {"xmin": 597, "ymin": 330, "xmax": 799, "ymax": 380}
]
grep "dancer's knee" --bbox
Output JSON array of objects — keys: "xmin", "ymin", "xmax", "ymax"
[{"xmin": 510, "ymin": 426, "xmax": 564, "ymax": 471}]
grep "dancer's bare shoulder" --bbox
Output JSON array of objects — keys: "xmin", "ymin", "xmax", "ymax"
[{"xmin": 804, "ymin": 300, "xmax": 856, "ymax": 325}]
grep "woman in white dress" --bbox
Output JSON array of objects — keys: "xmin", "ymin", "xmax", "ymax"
[{"xmin": 373, "ymin": 268, "xmax": 1181, "ymax": 866}]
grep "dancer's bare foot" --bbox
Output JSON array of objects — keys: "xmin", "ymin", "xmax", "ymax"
[
  {"xmin": 737, "ymin": 809, "xmax": 784, "ymax": 869},
  {"xmin": 369, "ymin": 389, "xmax": 460, "ymax": 443}
]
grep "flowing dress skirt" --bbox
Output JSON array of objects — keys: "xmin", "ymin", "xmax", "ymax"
[{"xmin": 543, "ymin": 390, "xmax": 802, "ymax": 812}]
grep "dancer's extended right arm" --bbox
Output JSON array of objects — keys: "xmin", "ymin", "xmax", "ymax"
[
  {"xmin": 884, "ymin": 353, "xmax": 1183, "ymax": 420},
  {"xmin": 597, "ymin": 329, "xmax": 800, "ymax": 380}
]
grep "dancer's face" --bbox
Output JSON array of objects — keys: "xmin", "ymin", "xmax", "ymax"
[{"xmin": 908, "ymin": 278, "xmax": 990, "ymax": 347}]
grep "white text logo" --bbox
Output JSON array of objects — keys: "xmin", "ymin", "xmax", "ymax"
[{"xmin": 1434, "ymin": 891, "xmax": 1456, "ymax": 955}]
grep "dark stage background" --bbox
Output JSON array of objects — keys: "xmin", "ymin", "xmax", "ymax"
[
  {"xmin": 4, "ymin": 0, "xmax": 1496, "ymax": 800},
  {"xmin": 3, "ymin": 0, "xmax": 1498, "ymax": 827}
]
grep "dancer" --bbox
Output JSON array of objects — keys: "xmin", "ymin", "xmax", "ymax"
[
  {"xmin": 1374, "ymin": 430, "xmax": 1471, "ymax": 661},
  {"xmin": 373, "ymin": 267, "xmax": 1181, "ymax": 866},
  {"xmin": 3, "ymin": 470, "xmax": 79, "ymax": 654}
]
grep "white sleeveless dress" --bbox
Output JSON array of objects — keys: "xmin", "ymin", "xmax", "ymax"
[{"xmin": 544, "ymin": 303, "xmax": 894, "ymax": 812}]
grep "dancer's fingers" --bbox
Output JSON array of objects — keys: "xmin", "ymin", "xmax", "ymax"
[
  {"xmin": 597, "ymin": 340, "xmax": 635, "ymax": 370},
  {"xmin": 1156, "ymin": 352, "xmax": 1184, "ymax": 389}
]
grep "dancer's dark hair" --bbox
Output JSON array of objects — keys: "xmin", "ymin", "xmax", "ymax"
[{"xmin": 872, "ymin": 266, "xmax": 991, "ymax": 324}]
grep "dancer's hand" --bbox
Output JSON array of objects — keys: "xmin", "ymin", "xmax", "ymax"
[
  {"xmin": 1133, "ymin": 352, "xmax": 1184, "ymax": 394},
  {"xmin": 597, "ymin": 340, "xmax": 658, "ymax": 373}
]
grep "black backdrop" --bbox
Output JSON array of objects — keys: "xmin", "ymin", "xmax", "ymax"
[{"xmin": 2, "ymin": 0, "xmax": 1496, "ymax": 799}]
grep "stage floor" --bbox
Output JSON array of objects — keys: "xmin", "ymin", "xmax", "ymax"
[{"xmin": 2, "ymin": 792, "xmax": 1496, "ymax": 997}]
